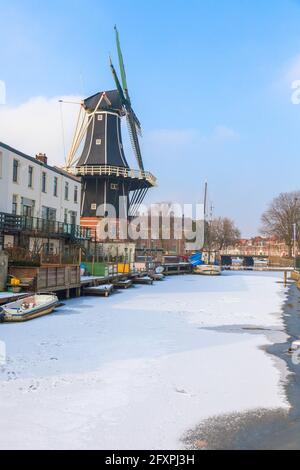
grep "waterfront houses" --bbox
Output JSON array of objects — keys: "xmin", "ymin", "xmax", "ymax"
[{"xmin": 0, "ymin": 142, "xmax": 90, "ymax": 263}]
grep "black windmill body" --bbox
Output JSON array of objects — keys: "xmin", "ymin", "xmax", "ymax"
[{"xmin": 67, "ymin": 27, "xmax": 156, "ymax": 220}]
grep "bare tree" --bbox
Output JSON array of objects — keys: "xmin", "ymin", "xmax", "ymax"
[
  {"xmin": 261, "ymin": 191, "xmax": 300, "ymax": 257},
  {"xmin": 205, "ymin": 217, "xmax": 241, "ymax": 251}
]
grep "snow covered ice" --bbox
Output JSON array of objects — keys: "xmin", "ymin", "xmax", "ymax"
[{"xmin": 0, "ymin": 272, "xmax": 290, "ymax": 449}]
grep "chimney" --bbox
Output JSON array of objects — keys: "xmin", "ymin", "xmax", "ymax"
[{"xmin": 36, "ymin": 153, "xmax": 48, "ymax": 165}]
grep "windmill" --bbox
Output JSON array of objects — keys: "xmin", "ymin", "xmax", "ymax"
[{"xmin": 65, "ymin": 26, "xmax": 156, "ymax": 224}]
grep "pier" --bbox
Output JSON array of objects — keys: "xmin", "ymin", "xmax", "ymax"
[{"xmin": 162, "ymin": 263, "xmax": 192, "ymax": 276}]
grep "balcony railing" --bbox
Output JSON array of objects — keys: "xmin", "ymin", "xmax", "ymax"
[
  {"xmin": 0, "ymin": 212, "xmax": 91, "ymax": 240},
  {"xmin": 64, "ymin": 164, "xmax": 157, "ymax": 187}
]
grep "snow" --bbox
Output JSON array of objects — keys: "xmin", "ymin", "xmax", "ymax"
[
  {"xmin": 0, "ymin": 272, "xmax": 290, "ymax": 450},
  {"xmin": 0, "ymin": 292, "xmax": 30, "ymax": 300},
  {"xmin": 81, "ymin": 275, "xmax": 105, "ymax": 282}
]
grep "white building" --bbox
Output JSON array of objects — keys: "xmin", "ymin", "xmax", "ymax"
[
  {"xmin": 0, "ymin": 143, "xmax": 88, "ymax": 255},
  {"xmin": 0, "ymin": 143, "xmax": 81, "ymax": 225}
]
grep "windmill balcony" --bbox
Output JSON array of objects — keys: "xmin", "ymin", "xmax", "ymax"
[
  {"xmin": 0, "ymin": 212, "xmax": 91, "ymax": 240},
  {"xmin": 64, "ymin": 164, "xmax": 157, "ymax": 187}
]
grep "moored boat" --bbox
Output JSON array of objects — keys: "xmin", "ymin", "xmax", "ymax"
[
  {"xmin": 0, "ymin": 293, "xmax": 59, "ymax": 322},
  {"xmin": 133, "ymin": 275, "xmax": 154, "ymax": 285},
  {"xmin": 193, "ymin": 264, "xmax": 222, "ymax": 276},
  {"xmin": 150, "ymin": 272, "xmax": 165, "ymax": 281},
  {"xmin": 83, "ymin": 284, "xmax": 114, "ymax": 297}
]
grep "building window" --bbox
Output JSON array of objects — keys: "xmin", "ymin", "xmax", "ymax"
[
  {"xmin": 28, "ymin": 166, "xmax": 34, "ymax": 188},
  {"xmin": 74, "ymin": 185, "xmax": 78, "ymax": 203},
  {"xmin": 54, "ymin": 177, "xmax": 58, "ymax": 197},
  {"xmin": 12, "ymin": 195, "xmax": 18, "ymax": 215},
  {"xmin": 13, "ymin": 159, "xmax": 19, "ymax": 183},
  {"xmin": 43, "ymin": 242, "xmax": 55, "ymax": 255},
  {"xmin": 22, "ymin": 198, "xmax": 35, "ymax": 217},
  {"xmin": 65, "ymin": 182, "xmax": 69, "ymax": 200},
  {"xmin": 42, "ymin": 206, "xmax": 56, "ymax": 221},
  {"xmin": 64, "ymin": 208, "xmax": 68, "ymax": 224},
  {"xmin": 96, "ymin": 139, "xmax": 102, "ymax": 145},
  {"xmin": 97, "ymin": 115, "xmax": 103, "ymax": 121},
  {"xmin": 42, "ymin": 172, "xmax": 47, "ymax": 193},
  {"xmin": 69, "ymin": 211, "xmax": 77, "ymax": 226}
]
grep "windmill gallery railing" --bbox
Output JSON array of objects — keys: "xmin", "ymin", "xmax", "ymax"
[
  {"xmin": 64, "ymin": 165, "xmax": 157, "ymax": 187},
  {"xmin": 0, "ymin": 212, "xmax": 91, "ymax": 240}
]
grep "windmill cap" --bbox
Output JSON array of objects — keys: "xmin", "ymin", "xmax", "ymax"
[{"xmin": 84, "ymin": 90, "xmax": 123, "ymax": 112}]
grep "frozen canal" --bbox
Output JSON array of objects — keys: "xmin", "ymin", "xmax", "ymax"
[{"xmin": 0, "ymin": 272, "xmax": 290, "ymax": 449}]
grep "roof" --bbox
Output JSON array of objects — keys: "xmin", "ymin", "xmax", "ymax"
[
  {"xmin": 0, "ymin": 142, "xmax": 81, "ymax": 183},
  {"xmin": 83, "ymin": 90, "xmax": 123, "ymax": 113}
]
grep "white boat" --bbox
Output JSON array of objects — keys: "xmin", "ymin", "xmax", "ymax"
[
  {"xmin": 289, "ymin": 339, "xmax": 300, "ymax": 353},
  {"xmin": 194, "ymin": 265, "xmax": 222, "ymax": 276},
  {"xmin": 0, "ymin": 293, "xmax": 59, "ymax": 322}
]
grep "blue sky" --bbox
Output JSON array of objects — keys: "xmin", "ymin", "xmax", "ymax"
[{"xmin": 1, "ymin": 0, "xmax": 300, "ymax": 235}]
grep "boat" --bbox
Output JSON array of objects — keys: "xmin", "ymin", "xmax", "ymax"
[
  {"xmin": 193, "ymin": 264, "xmax": 221, "ymax": 276},
  {"xmin": 83, "ymin": 284, "xmax": 114, "ymax": 297},
  {"xmin": 133, "ymin": 275, "xmax": 154, "ymax": 285},
  {"xmin": 190, "ymin": 183, "xmax": 222, "ymax": 277},
  {"xmin": 113, "ymin": 279, "xmax": 133, "ymax": 289},
  {"xmin": 190, "ymin": 252, "xmax": 222, "ymax": 276},
  {"xmin": 150, "ymin": 272, "xmax": 165, "ymax": 281},
  {"xmin": 289, "ymin": 339, "xmax": 300, "ymax": 353},
  {"xmin": 0, "ymin": 293, "xmax": 59, "ymax": 322}
]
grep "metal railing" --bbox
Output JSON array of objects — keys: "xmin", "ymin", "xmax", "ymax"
[
  {"xmin": 0, "ymin": 212, "xmax": 91, "ymax": 240},
  {"xmin": 64, "ymin": 164, "xmax": 157, "ymax": 186}
]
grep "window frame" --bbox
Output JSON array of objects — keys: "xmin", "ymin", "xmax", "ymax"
[
  {"xmin": 12, "ymin": 195, "xmax": 18, "ymax": 215},
  {"xmin": 64, "ymin": 181, "xmax": 69, "ymax": 201},
  {"xmin": 42, "ymin": 172, "xmax": 47, "ymax": 193},
  {"xmin": 12, "ymin": 159, "xmax": 19, "ymax": 183},
  {"xmin": 74, "ymin": 185, "xmax": 78, "ymax": 203},
  {"xmin": 54, "ymin": 176, "xmax": 58, "ymax": 197},
  {"xmin": 28, "ymin": 166, "xmax": 34, "ymax": 188}
]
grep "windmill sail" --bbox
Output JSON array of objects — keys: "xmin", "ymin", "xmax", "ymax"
[
  {"xmin": 115, "ymin": 26, "xmax": 129, "ymax": 99},
  {"xmin": 112, "ymin": 26, "xmax": 144, "ymax": 171},
  {"xmin": 126, "ymin": 112, "xmax": 144, "ymax": 171}
]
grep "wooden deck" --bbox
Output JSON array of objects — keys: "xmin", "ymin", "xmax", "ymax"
[
  {"xmin": 8, "ymin": 265, "xmax": 81, "ymax": 298},
  {"xmin": 0, "ymin": 267, "xmax": 161, "ymax": 305}
]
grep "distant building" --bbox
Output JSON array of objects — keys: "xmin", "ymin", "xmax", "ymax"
[{"xmin": 221, "ymin": 236, "xmax": 291, "ymax": 258}]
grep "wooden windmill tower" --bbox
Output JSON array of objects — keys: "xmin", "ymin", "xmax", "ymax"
[{"xmin": 65, "ymin": 27, "xmax": 156, "ymax": 237}]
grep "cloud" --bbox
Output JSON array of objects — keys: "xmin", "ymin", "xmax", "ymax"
[
  {"xmin": 213, "ymin": 125, "xmax": 239, "ymax": 140},
  {"xmin": 0, "ymin": 95, "xmax": 239, "ymax": 170},
  {"xmin": 0, "ymin": 95, "xmax": 82, "ymax": 167},
  {"xmin": 284, "ymin": 54, "xmax": 300, "ymax": 83}
]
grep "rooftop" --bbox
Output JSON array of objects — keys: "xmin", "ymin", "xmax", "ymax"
[{"xmin": 0, "ymin": 142, "xmax": 81, "ymax": 183}]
